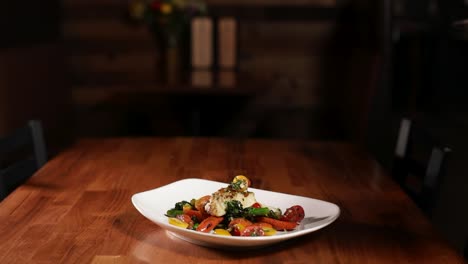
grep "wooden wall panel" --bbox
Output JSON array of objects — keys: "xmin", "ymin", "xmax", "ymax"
[
  {"xmin": 63, "ymin": 0, "xmax": 338, "ymax": 8},
  {"xmin": 205, "ymin": 0, "xmax": 337, "ymax": 6},
  {"xmin": 63, "ymin": 4, "xmax": 337, "ymax": 106},
  {"xmin": 241, "ymin": 56, "xmax": 321, "ymax": 106},
  {"xmin": 0, "ymin": 43, "xmax": 73, "ymax": 152},
  {"xmin": 241, "ymin": 21, "xmax": 335, "ymax": 38},
  {"xmin": 0, "ymin": 59, "xmax": 7, "ymax": 135},
  {"xmin": 240, "ymin": 22, "xmax": 334, "ymax": 54},
  {"xmin": 68, "ymin": 52, "xmax": 156, "ymax": 76},
  {"xmin": 62, "ymin": 0, "xmax": 372, "ymax": 140},
  {"xmin": 63, "ymin": 0, "xmax": 124, "ymax": 6},
  {"xmin": 70, "ymin": 70, "xmax": 157, "ymax": 87},
  {"xmin": 238, "ymin": 21, "xmax": 335, "ymax": 107},
  {"xmin": 63, "ymin": 19, "xmax": 151, "ymax": 41}
]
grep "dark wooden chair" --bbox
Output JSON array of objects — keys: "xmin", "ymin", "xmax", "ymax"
[
  {"xmin": 0, "ymin": 120, "xmax": 47, "ymax": 201},
  {"xmin": 464, "ymin": 240, "xmax": 467, "ymax": 260},
  {"xmin": 392, "ymin": 117, "xmax": 451, "ymax": 217}
]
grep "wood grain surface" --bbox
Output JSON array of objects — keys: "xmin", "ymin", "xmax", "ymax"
[{"xmin": 0, "ymin": 138, "xmax": 465, "ymax": 263}]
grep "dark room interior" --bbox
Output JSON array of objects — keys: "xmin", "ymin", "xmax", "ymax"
[{"xmin": 1, "ymin": 0, "xmax": 467, "ymax": 262}]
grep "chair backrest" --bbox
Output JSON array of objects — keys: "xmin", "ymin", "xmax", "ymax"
[
  {"xmin": 392, "ymin": 117, "xmax": 451, "ymax": 216},
  {"xmin": 0, "ymin": 120, "xmax": 47, "ymax": 200},
  {"xmin": 464, "ymin": 239, "xmax": 467, "ymax": 260}
]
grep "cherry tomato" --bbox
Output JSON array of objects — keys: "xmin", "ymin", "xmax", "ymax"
[
  {"xmin": 281, "ymin": 205, "xmax": 305, "ymax": 223},
  {"xmin": 240, "ymin": 225, "xmax": 265, "ymax": 237},
  {"xmin": 232, "ymin": 175, "xmax": 251, "ymax": 191},
  {"xmin": 230, "ymin": 224, "xmax": 244, "ymax": 236},
  {"xmin": 176, "ymin": 214, "xmax": 194, "ymax": 229},
  {"xmin": 251, "ymin": 202, "xmax": 261, "ymax": 208},
  {"xmin": 228, "ymin": 218, "xmax": 252, "ymax": 236}
]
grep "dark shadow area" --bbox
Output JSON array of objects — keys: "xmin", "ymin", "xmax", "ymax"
[
  {"xmin": 317, "ymin": 1, "xmax": 381, "ymax": 143},
  {"xmin": 1, "ymin": 0, "xmax": 468, "ymax": 258}
]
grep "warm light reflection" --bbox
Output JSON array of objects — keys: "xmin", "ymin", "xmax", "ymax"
[
  {"xmin": 191, "ymin": 70, "xmax": 213, "ymax": 87},
  {"xmin": 130, "ymin": 229, "xmax": 168, "ymax": 263}
]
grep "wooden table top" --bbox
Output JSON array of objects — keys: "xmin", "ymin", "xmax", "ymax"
[{"xmin": 0, "ymin": 137, "xmax": 465, "ymax": 263}]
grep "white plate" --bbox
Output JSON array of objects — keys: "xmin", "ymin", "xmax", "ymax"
[{"xmin": 131, "ymin": 178, "xmax": 340, "ymax": 248}]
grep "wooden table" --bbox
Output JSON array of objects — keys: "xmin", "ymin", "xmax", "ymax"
[{"xmin": 0, "ymin": 138, "xmax": 465, "ymax": 263}]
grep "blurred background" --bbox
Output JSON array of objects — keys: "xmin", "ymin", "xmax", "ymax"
[{"xmin": 0, "ymin": 0, "xmax": 467, "ymax": 255}]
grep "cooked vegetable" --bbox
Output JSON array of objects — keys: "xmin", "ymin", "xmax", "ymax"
[
  {"xmin": 281, "ymin": 205, "xmax": 305, "ymax": 223},
  {"xmin": 256, "ymin": 217, "xmax": 298, "ymax": 231},
  {"xmin": 165, "ymin": 209, "xmax": 183, "ymax": 217},
  {"xmin": 230, "ymin": 175, "xmax": 250, "ymax": 191},
  {"xmin": 165, "ymin": 176, "xmax": 306, "ymax": 237},
  {"xmin": 168, "ymin": 217, "xmax": 189, "ymax": 229},
  {"xmin": 183, "ymin": 208, "xmax": 206, "ymax": 222},
  {"xmin": 251, "ymin": 202, "xmax": 261, "ymax": 208},
  {"xmin": 194, "ymin": 195, "xmax": 211, "ymax": 214},
  {"xmin": 196, "ymin": 216, "xmax": 223, "ymax": 233},
  {"xmin": 266, "ymin": 207, "xmax": 282, "ymax": 219},
  {"xmin": 224, "ymin": 200, "xmax": 271, "ymax": 223},
  {"xmin": 230, "ymin": 224, "xmax": 246, "ymax": 236},
  {"xmin": 214, "ymin": 229, "xmax": 231, "ymax": 236},
  {"xmin": 223, "ymin": 200, "xmax": 243, "ymax": 224},
  {"xmin": 166, "ymin": 200, "xmax": 195, "ymax": 217},
  {"xmin": 262, "ymin": 227, "xmax": 277, "ymax": 236},
  {"xmin": 252, "ymin": 222, "xmax": 272, "ymax": 228},
  {"xmin": 228, "ymin": 218, "xmax": 253, "ymax": 228},
  {"xmin": 244, "ymin": 207, "xmax": 270, "ymax": 217},
  {"xmin": 241, "ymin": 225, "xmax": 264, "ymax": 236},
  {"xmin": 176, "ymin": 214, "xmax": 194, "ymax": 229},
  {"xmin": 175, "ymin": 201, "xmax": 192, "ymax": 210}
]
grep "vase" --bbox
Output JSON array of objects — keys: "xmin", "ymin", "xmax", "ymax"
[
  {"xmin": 165, "ymin": 34, "xmax": 181, "ymax": 85},
  {"xmin": 154, "ymin": 30, "xmax": 186, "ymax": 85}
]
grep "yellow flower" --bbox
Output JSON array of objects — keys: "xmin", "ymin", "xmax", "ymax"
[
  {"xmin": 173, "ymin": 0, "xmax": 187, "ymax": 8},
  {"xmin": 161, "ymin": 3, "xmax": 173, "ymax": 14},
  {"xmin": 130, "ymin": 1, "xmax": 146, "ymax": 19}
]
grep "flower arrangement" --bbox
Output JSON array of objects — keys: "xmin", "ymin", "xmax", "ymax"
[{"xmin": 129, "ymin": 0, "xmax": 207, "ymax": 47}]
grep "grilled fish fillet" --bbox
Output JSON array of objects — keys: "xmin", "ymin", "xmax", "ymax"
[{"xmin": 205, "ymin": 187, "xmax": 257, "ymax": 217}]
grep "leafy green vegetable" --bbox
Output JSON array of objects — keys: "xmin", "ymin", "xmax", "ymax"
[
  {"xmin": 244, "ymin": 207, "xmax": 270, "ymax": 216},
  {"xmin": 224, "ymin": 200, "xmax": 244, "ymax": 222},
  {"xmin": 229, "ymin": 181, "xmax": 244, "ymax": 191},
  {"xmin": 223, "ymin": 200, "xmax": 273, "ymax": 224},
  {"xmin": 174, "ymin": 201, "xmax": 192, "ymax": 210},
  {"xmin": 266, "ymin": 207, "xmax": 282, "ymax": 219},
  {"xmin": 165, "ymin": 209, "xmax": 183, "ymax": 217},
  {"xmin": 165, "ymin": 200, "xmax": 193, "ymax": 217}
]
